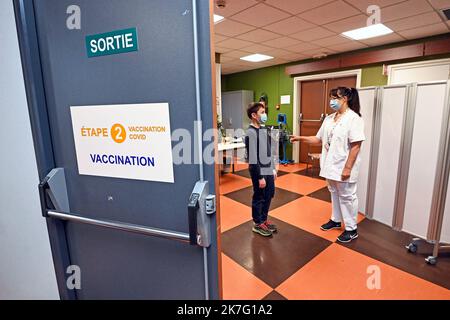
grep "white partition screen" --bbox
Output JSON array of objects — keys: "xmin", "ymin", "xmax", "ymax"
[
  {"xmin": 403, "ymin": 83, "xmax": 448, "ymax": 238},
  {"xmin": 372, "ymin": 86, "xmax": 407, "ymax": 226},
  {"xmin": 442, "ymin": 179, "xmax": 450, "ymax": 243},
  {"xmin": 357, "ymin": 88, "xmax": 376, "ymax": 215}
]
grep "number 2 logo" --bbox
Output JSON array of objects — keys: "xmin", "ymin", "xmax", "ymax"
[{"xmin": 111, "ymin": 124, "xmax": 126, "ymax": 143}]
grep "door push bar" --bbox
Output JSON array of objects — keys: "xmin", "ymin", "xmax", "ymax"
[
  {"xmin": 39, "ymin": 168, "xmax": 216, "ymax": 247},
  {"xmin": 299, "ymin": 113, "xmax": 326, "ymax": 123}
]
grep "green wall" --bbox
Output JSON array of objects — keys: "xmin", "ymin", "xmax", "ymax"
[
  {"xmin": 222, "ymin": 63, "xmax": 389, "ymax": 160},
  {"xmin": 222, "ymin": 65, "xmax": 294, "ymax": 159},
  {"xmin": 361, "ymin": 65, "xmax": 388, "ymax": 87}
]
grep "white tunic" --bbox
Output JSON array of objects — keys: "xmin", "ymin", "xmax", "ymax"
[{"xmin": 316, "ymin": 109, "xmax": 365, "ymax": 183}]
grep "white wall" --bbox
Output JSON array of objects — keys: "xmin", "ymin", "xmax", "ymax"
[{"xmin": 0, "ymin": 0, "xmax": 59, "ymax": 299}]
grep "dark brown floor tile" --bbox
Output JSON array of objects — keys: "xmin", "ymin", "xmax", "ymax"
[
  {"xmin": 307, "ymin": 186, "xmax": 331, "ymax": 203},
  {"xmin": 339, "ymin": 218, "xmax": 450, "ymax": 289},
  {"xmin": 294, "ymin": 168, "xmax": 325, "ymax": 180},
  {"xmin": 224, "ymin": 186, "xmax": 302, "ymax": 210},
  {"xmin": 234, "ymin": 169, "xmax": 288, "ymax": 180},
  {"xmin": 221, "ymin": 218, "xmax": 332, "ymax": 288},
  {"xmin": 262, "ymin": 290, "xmax": 287, "ymax": 300}
]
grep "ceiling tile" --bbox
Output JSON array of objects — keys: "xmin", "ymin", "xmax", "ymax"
[
  {"xmin": 214, "ymin": 19, "xmax": 256, "ymax": 37},
  {"xmin": 265, "ymin": 0, "xmax": 336, "ymax": 14},
  {"xmin": 312, "ymin": 35, "xmax": 355, "ymax": 47},
  {"xmin": 215, "ymin": 46, "xmax": 234, "ymax": 54},
  {"xmin": 230, "ymin": 3, "xmax": 291, "ymax": 28},
  {"xmin": 217, "ymin": 38, "xmax": 252, "ymax": 49},
  {"xmin": 213, "ymin": 0, "xmax": 258, "ymax": 17},
  {"xmin": 344, "ymin": 0, "xmax": 406, "ymax": 12},
  {"xmin": 214, "ymin": 34, "xmax": 229, "ymax": 43},
  {"xmin": 379, "ymin": 0, "xmax": 434, "ymax": 23},
  {"xmin": 219, "ymin": 55, "xmax": 236, "ymax": 63},
  {"xmin": 428, "ymin": 0, "xmax": 450, "ymax": 10},
  {"xmin": 298, "ymin": 0, "xmax": 361, "ymax": 25},
  {"xmin": 241, "ymin": 43, "xmax": 274, "ymax": 53},
  {"xmin": 300, "ymin": 48, "xmax": 338, "ymax": 58},
  {"xmin": 290, "ymin": 27, "xmax": 337, "ymax": 41},
  {"xmin": 261, "ymin": 57, "xmax": 289, "ymax": 66},
  {"xmin": 398, "ymin": 22, "xmax": 449, "ymax": 39},
  {"xmin": 279, "ymin": 52, "xmax": 309, "ymax": 62},
  {"xmin": 263, "ymin": 48, "xmax": 294, "ymax": 58},
  {"xmin": 286, "ymin": 42, "xmax": 322, "ymax": 53},
  {"xmin": 385, "ymin": 12, "xmax": 443, "ymax": 32},
  {"xmin": 263, "ymin": 16, "xmax": 315, "ymax": 35},
  {"xmin": 323, "ymin": 14, "xmax": 369, "ymax": 34},
  {"xmin": 236, "ymin": 29, "xmax": 281, "ymax": 42},
  {"xmin": 221, "ymin": 50, "xmax": 253, "ymax": 59},
  {"xmin": 324, "ymin": 41, "xmax": 369, "ymax": 53},
  {"xmin": 359, "ymin": 32, "xmax": 405, "ymax": 46},
  {"xmin": 264, "ymin": 36, "xmax": 302, "ymax": 49}
]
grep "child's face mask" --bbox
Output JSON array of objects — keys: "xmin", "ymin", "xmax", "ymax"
[{"xmin": 259, "ymin": 113, "xmax": 268, "ymax": 124}]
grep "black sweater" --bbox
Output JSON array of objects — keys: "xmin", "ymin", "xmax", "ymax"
[{"xmin": 244, "ymin": 125, "xmax": 275, "ymax": 179}]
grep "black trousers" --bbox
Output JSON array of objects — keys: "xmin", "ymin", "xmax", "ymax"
[{"xmin": 249, "ymin": 167, "xmax": 275, "ymax": 225}]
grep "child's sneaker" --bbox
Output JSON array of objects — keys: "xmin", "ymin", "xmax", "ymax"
[
  {"xmin": 252, "ymin": 223, "xmax": 273, "ymax": 237},
  {"xmin": 264, "ymin": 220, "xmax": 278, "ymax": 233}
]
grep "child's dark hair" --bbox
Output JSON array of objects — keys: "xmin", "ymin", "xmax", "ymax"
[
  {"xmin": 337, "ymin": 87, "xmax": 361, "ymax": 117},
  {"xmin": 247, "ymin": 102, "xmax": 264, "ymax": 119}
]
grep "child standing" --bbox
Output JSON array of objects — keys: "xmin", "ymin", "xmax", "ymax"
[{"xmin": 245, "ymin": 102, "xmax": 278, "ymax": 237}]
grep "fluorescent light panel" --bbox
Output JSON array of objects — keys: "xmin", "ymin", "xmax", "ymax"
[
  {"xmin": 214, "ymin": 14, "xmax": 224, "ymax": 24},
  {"xmin": 342, "ymin": 23, "xmax": 393, "ymax": 40},
  {"xmin": 240, "ymin": 54, "xmax": 274, "ymax": 63}
]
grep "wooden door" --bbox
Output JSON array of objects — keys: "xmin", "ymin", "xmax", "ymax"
[
  {"xmin": 299, "ymin": 80, "xmax": 325, "ymax": 163},
  {"xmin": 298, "ymin": 76, "xmax": 357, "ymax": 163},
  {"xmin": 325, "ymin": 76, "xmax": 357, "ymax": 115}
]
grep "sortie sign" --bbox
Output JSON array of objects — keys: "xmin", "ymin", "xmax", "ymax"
[{"xmin": 85, "ymin": 27, "xmax": 138, "ymax": 58}]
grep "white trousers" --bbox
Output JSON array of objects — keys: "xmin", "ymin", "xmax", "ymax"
[{"xmin": 327, "ymin": 179, "xmax": 358, "ymax": 231}]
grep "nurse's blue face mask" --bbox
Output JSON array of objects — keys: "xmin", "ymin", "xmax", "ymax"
[{"xmin": 330, "ymin": 98, "xmax": 341, "ymax": 111}]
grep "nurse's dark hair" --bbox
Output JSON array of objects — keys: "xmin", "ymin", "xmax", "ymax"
[
  {"xmin": 337, "ymin": 87, "xmax": 362, "ymax": 117},
  {"xmin": 329, "ymin": 88, "xmax": 338, "ymax": 98}
]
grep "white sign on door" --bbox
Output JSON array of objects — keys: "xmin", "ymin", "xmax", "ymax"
[{"xmin": 70, "ymin": 103, "xmax": 174, "ymax": 183}]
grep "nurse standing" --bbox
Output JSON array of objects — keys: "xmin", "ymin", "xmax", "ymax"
[{"xmin": 290, "ymin": 87, "xmax": 365, "ymax": 243}]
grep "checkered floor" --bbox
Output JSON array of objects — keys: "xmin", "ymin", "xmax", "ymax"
[{"xmin": 219, "ymin": 163, "xmax": 450, "ymax": 300}]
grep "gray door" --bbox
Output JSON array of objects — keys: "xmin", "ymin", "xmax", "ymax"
[{"xmin": 15, "ymin": 0, "xmax": 218, "ymax": 299}]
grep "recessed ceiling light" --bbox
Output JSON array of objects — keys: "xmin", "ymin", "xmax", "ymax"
[
  {"xmin": 214, "ymin": 14, "xmax": 225, "ymax": 24},
  {"xmin": 342, "ymin": 23, "xmax": 393, "ymax": 40},
  {"xmin": 240, "ymin": 54, "xmax": 274, "ymax": 63}
]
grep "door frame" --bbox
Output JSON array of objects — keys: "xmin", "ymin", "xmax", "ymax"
[
  {"xmin": 292, "ymin": 69, "xmax": 362, "ymax": 163},
  {"xmin": 387, "ymin": 58, "xmax": 450, "ymax": 85}
]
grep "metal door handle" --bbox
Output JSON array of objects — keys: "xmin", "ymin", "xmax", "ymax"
[
  {"xmin": 299, "ymin": 113, "xmax": 325, "ymax": 123},
  {"xmin": 46, "ymin": 210, "xmax": 191, "ymax": 243},
  {"xmin": 39, "ymin": 168, "xmax": 192, "ymax": 244}
]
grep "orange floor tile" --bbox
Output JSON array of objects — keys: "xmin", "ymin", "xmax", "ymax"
[
  {"xmin": 233, "ymin": 160, "xmax": 248, "ymax": 172},
  {"xmin": 219, "ymin": 196, "xmax": 252, "ymax": 233},
  {"xmin": 221, "ymin": 253, "xmax": 273, "ymax": 300},
  {"xmin": 278, "ymin": 163, "xmax": 308, "ymax": 173},
  {"xmin": 271, "ymin": 196, "xmax": 365, "ymax": 242},
  {"xmin": 276, "ymin": 244, "xmax": 450, "ymax": 300},
  {"xmin": 219, "ymin": 173, "xmax": 252, "ymax": 195},
  {"xmin": 275, "ymin": 174, "xmax": 327, "ymax": 196}
]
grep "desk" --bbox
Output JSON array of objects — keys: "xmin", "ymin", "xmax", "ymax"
[{"xmin": 218, "ymin": 141, "xmax": 246, "ymax": 173}]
